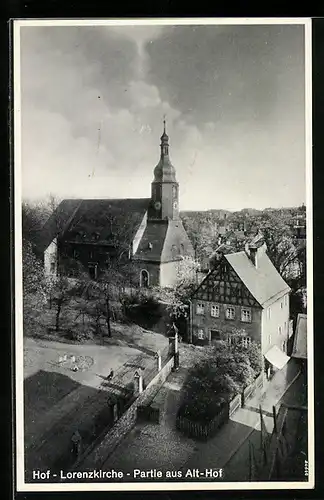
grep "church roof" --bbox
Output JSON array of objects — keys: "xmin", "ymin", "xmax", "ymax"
[
  {"xmin": 225, "ymin": 251, "xmax": 290, "ymax": 308},
  {"xmin": 38, "ymin": 198, "xmax": 150, "ymax": 252},
  {"xmin": 62, "ymin": 198, "xmax": 150, "ymax": 245},
  {"xmin": 134, "ymin": 219, "xmax": 194, "ymax": 263},
  {"xmin": 133, "ymin": 221, "xmax": 169, "ymax": 262}
]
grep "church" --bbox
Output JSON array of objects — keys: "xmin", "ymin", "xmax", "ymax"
[{"xmin": 39, "ymin": 121, "xmax": 195, "ymax": 288}]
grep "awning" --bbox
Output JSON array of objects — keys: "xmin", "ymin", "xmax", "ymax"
[{"xmin": 264, "ymin": 345, "xmax": 290, "ymax": 370}]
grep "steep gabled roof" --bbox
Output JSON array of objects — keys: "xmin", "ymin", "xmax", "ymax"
[
  {"xmin": 64, "ymin": 198, "xmax": 150, "ymax": 245},
  {"xmin": 37, "ymin": 198, "xmax": 150, "ymax": 253},
  {"xmin": 292, "ymin": 313, "xmax": 307, "ymax": 359},
  {"xmin": 133, "ymin": 219, "xmax": 194, "ymax": 263},
  {"xmin": 133, "ymin": 221, "xmax": 169, "ymax": 262},
  {"xmin": 225, "ymin": 251, "xmax": 290, "ymax": 308}
]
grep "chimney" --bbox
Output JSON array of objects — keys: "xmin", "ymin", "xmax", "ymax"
[{"xmin": 249, "ymin": 244, "xmax": 258, "ymax": 268}]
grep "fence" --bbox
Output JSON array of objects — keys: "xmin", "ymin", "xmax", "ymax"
[
  {"xmin": 242, "ymin": 372, "xmax": 264, "ymax": 406},
  {"xmin": 229, "ymin": 393, "xmax": 241, "ymax": 417},
  {"xmin": 176, "ymin": 372, "xmax": 264, "ymax": 441},
  {"xmin": 176, "ymin": 403, "xmax": 229, "ymax": 441}
]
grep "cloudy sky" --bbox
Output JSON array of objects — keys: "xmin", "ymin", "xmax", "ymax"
[{"xmin": 19, "ymin": 22, "xmax": 306, "ymax": 210}]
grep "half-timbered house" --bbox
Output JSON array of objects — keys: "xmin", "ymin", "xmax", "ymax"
[{"xmin": 190, "ymin": 241, "xmax": 291, "ymax": 367}]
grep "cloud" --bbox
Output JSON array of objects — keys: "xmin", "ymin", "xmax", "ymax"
[{"xmin": 19, "ymin": 23, "xmax": 306, "ymax": 210}]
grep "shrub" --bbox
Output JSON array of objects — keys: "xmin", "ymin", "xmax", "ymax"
[{"xmin": 180, "ymin": 337, "xmax": 262, "ymax": 423}]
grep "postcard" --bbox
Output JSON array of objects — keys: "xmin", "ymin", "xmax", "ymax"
[{"xmin": 13, "ymin": 17, "xmax": 314, "ymax": 492}]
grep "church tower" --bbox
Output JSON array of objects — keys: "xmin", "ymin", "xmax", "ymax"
[
  {"xmin": 133, "ymin": 119, "xmax": 195, "ymax": 288},
  {"xmin": 148, "ymin": 119, "xmax": 179, "ymax": 221}
]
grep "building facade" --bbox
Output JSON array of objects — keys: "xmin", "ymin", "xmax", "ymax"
[
  {"xmin": 190, "ymin": 242, "xmax": 291, "ymax": 371},
  {"xmin": 39, "ymin": 122, "xmax": 194, "ymax": 288}
]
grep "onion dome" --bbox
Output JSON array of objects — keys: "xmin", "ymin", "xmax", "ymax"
[{"xmin": 153, "ymin": 118, "xmax": 177, "ymax": 182}]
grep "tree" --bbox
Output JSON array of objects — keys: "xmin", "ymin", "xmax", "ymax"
[
  {"xmin": 181, "ymin": 212, "xmax": 219, "ymax": 262},
  {"xmin": 22, "ymin": 239, "xmax": 46, "ymax": 299},
  {"xmin": 22, "ymin": 239, "xmax": 48, "ymax": 334},
  {"xmin": 155, "ymin": 256, "xmax": 200, "ymax": 335},
  {"xmin": 22, "ymin": 194, "xmax": 60, "ymax": 247},
  {"xmin": 181, "ymin": 334, "xmax": 261, "ymax": 421},
  {"xmin": 51, "ymin": 275, "xmax": 74, "ymax": 332}
]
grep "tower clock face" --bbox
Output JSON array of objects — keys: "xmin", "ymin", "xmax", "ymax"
[{"xmin": 154, "ymin": 201, "xmax": 162, "ymax": 210}]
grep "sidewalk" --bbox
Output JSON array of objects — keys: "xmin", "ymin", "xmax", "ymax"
[{"xmin": 181, "ymin": 358, "xmax": 301, "ymax": 473}]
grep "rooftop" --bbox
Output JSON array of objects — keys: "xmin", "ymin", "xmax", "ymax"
[{"xmin": 225, "ymin": 250, "xmax": 290, "ymax": 308}]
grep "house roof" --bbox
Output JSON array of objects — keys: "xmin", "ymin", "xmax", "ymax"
[
  {"xmin": 292, "ymin": 313, "xmax": 307, "ymax": 360},
  {"xmin": 38, "ymin": 198, "xmax": 150, "ymax": 252},
  {"xmin": 225, "ymin": 251, "xmax": 291, "ymax": 308}
]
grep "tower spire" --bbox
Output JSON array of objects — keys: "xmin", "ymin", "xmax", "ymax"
[{"xmin": 160, "ymin": 115, "xmax": 169, "ymax": 158}]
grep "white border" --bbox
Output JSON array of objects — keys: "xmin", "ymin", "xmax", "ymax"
[{"xmin": 14, "ymin": 17, "xmax": 314, "ymax": 492}]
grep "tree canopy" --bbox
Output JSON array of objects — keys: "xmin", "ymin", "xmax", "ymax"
[{"xmin": 180, "ymin": 331, "xmax": 262, "ymax": 422}]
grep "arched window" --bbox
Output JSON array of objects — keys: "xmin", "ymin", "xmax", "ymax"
[{"xmin": 140, "ymin": 269, "xmax": 149, "ymax": 288}]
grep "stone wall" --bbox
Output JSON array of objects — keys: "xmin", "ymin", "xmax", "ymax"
[{"xmin": 75, "ymin": 355, "xmax": 174, "ymax": 471}]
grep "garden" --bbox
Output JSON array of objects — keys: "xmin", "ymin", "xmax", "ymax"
[{"xmin": 176, "ymin": 330, "xmax": 262, "ymax": 439}]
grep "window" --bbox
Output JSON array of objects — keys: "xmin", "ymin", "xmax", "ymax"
[
  {"xmin": 280, "ymin": 301, "xmax": 283, "ymax": 309},
  {"xmin": 88, "ymin": 264, "xmax": 98, "ymax": 280},
  {"xmin": 268, "ymin": 333, "xmax": 272, "ymax": 345},
  {"xmin": 284, "ymin": 295, "xmax": 288, "ymax": 306},
  {"xmin": 210, "ymin": 330, "xmax": 221, "ymax": 341},
  {"xmin": 89, "ymin": 250, "xmax": 94, "ymax": 260},
  {"xmin": 211, "ymin": 304, "xmax": 220, "ymax": 318},
  {"xmin": 73, "ymin": 249, "xmax": 80, "ymax": 259},
  {"xmin": 241, "ymin": 307, "xmax": 251, "ymax": 323},
  {"xmin": 226, "ymin": 306, "xmax": 235, "ymax": 320},
  {"xmin": 140, "ymin": 269, "xmax": 149, "ymax": 288},
  {"xmin": 196, "ymin": 303, "xmax": 205, "ymax": 315},
  {"xmin": 197, "ymin": 329, "xmax": 204, "ymax": 340},
  {"xmin": 242, "ymin": 336, "xmax": 251, "ymax": 348},
  {"xmin": 267, "ymin": 307, "xmax": 271, "ymax": 319},
  {"xmin": 278, "ymin": 326, "xmax": 282, "ymax": 335},
  {"xmin": 50, "ymin": 262, "xmax": 56, "ymax": 273}
]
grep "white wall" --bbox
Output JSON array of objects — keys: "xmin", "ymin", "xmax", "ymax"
[
  {"xmin": 160, "ymin": 261, "xmax": 180, "ymax": 288},
  {"xmin": 44, "ymin": 238, "xmax": 57, "ymax": 276},
  {"xmin": 261, "ymin": 292, "xmax": 290, "ymax": 355}
]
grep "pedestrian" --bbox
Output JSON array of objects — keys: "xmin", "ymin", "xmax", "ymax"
[{"xmin": 71, "ymin": 430, "xmax": 82, "ymax": 458}]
